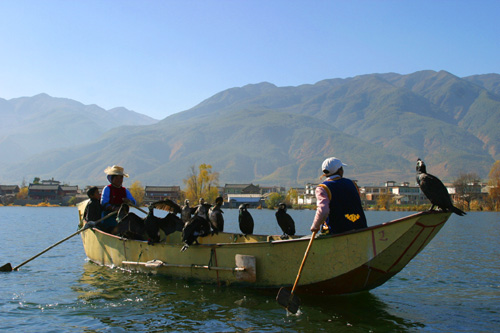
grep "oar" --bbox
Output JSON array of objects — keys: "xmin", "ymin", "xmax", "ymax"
[
  {"xmin": 276, "ymin": 231, "xmax": 317, "ymax": 314},
  {"xmin": 122, "ymin": 199, "xmax": 148, "ymax": 215},
  {"xmin": 0, "ymin": 211, "xmax": 117, "ymax": 272}
]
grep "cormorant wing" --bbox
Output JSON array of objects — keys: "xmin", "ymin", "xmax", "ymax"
[{"xmin": 151, "ymin": 199, "xmax": 181, "ymax": 214}]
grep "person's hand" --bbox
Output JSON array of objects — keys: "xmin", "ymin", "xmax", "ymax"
[
  {"xmin": 122, "ymin": 198, "xmax": 132, "ymax": 205},
  {"xmin": 310, "ymin": 226, "xmax": 320, "ymax": 232},
  {"xmin": 82, "ymin": 221, "xmax": 97, "ymax": 230}
]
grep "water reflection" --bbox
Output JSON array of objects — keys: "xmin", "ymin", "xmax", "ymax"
[
  {"xmin": 73, "ymin": 262, "xmax": 423, "ymax": 332},
  {"xmin": 298, "ymin": 292, "xmax": 425, "ymax": 332}
]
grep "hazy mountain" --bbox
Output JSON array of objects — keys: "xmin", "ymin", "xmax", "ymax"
[
  {"xmin": 0, "ymin": 70, "xmax": 498, "ymax": 187},
  {"xmin": 464, "ymin": 73, "xmax": 500, "ymax": 96},
  {"xmin": 0, "ymin": 93, "xmax": 158, "ymax": 163}
]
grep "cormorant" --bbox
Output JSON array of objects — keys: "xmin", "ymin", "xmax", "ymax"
[
  {"xmin": 238, "ymin": 203, "xmax": 254, "ymax": 235},
  {"xmin": 416, "ymin": 158, "xmax": 466, "ymax": 216},
  {"xmin": 209, "ymin": 196, "xmax": 224, "ymax": 233},
  {"xmin": 149, "ymin": 199, "xmax": 181, "ymax": 215},
  {"xmin": 194, "ymin": 198, "xmax": 211, "ymax": 221},
  {"xmin": 181, "ymin": 215, "xmax": 211, "ymax": 252},
  {"xmin": 144, "ymin": 204, "xmax": 184, "ymax": 243},
  {"xmin": 113, "ymin": 203, "xmax": 146, "ymax": 240},
  {"xmin": 275, "ymin": 203, "xmax": 296, "ymax": 239},
  {"xmin": 181, "ymin": 199, "xmax": 192, "ymax": 224},
  {"xmin": 181, "ymin": 198, "xmax": 212, "ymax": 251}
]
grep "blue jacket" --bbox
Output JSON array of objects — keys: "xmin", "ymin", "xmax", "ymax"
[{"xmin": 319, "ymin": 177, "xmax": 367, "ymax": 234}]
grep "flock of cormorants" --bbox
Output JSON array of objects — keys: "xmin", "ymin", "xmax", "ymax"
[
  {"xmin": 112, "ymin": 196, "xmax": 297, "ymax": 252},
  {"xmin": 110, "ymin": 158, "xmax": 464, "ymax": 251}
]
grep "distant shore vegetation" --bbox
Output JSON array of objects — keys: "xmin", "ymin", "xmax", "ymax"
[{"xmin": 1, "ymin": 161, "xmax": 499, "ymax": 212}]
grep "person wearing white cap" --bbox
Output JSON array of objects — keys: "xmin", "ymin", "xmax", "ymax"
[
  {"xmin": 99, "ymin": 165, "xmax": 136, "ymax": 232},
  {"xmin": 310, "ymin": 157, "xmax": 367, "ymax": 234}
]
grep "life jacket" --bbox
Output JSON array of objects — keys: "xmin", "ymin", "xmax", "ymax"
[
  {"xmin": 100, "ymin": 185, "xmax": 127, "ymax": 232},
  {"xmin": 107, "ymin": 184, "xmax": 127, "ymax": 206},
  {"xmin": 319, "ymin": 177, "xmax": 367, "ymax": 234}
]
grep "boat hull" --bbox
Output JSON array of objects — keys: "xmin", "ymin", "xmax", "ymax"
[{"xmin": 77, "ymin": 202, "xmax": 451, "ymax": 295}]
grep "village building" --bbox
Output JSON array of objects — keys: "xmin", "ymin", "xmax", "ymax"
[
  {"xmin": 384, "ymin": 181, "xmax": 428, "ymax": 205},
  {"xmin": 0, "ymin": 185, "xmax": 20, "ymax": 205},
  {"xmin": 28, "ymin": 183, "xmax": 62, "ymax": 200},
  {"xmin": 288, "ymin": 187, "xmax": 306, "ymax": 205},
  {"xmin": 259, "ymin": 185, "xmax": 286, "ymax": 194},
  {"xmin": 144, "ymin": 186, "xmax": 181, "ymax": 204},
  {"xmin": 223, "ymin": 183, "xmax": 261, "ymax": 195},
  {"xmin": 41, "ymin": 178, "xmax": 61, "ymax": 185},
  {"xmin": 0, "ymin": 185, "xmax": 20, "ymax": 195},
  {"xmin": 226, "ymin": 193, "xmax": 264, "ymax": 208},
  {"xmin": 297, "ymin": 183, "xmax": 318, "ymax": 205},
  {"xmin": 25, "ymin": 178, "xmax": 79, "ymax": 202},
  {"xmin": 60, "ymin": 185, "xmax": 79, "ymax": 197},
  {"xmin": 446, "ymin": 181, "xmax": 488, "ymax": 206},
  {"xmin": 223, "ymin": 183, "xmax": 286, "ymax": 208}
]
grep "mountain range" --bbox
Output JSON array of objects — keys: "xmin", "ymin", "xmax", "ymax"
[
  {"xmin": 0, "ymin": 93, "xmax": 158, "ymax": 163},
  {"xmin": 0, "ymin": 70, "xmax": 498, "ymax": 188}
]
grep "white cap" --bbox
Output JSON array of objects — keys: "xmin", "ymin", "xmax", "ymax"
[{"xmin": 321, "ymin": 157, "xmax": 347, "ymax": 176}]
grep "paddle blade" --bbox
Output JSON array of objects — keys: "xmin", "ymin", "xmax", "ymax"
[
  {"xmin": 0, "ymin": 263, "xmax": 13, "ymax": 272},
  {"xmin": 276, "ymin": 287, "xmax": 301, "ymax": 314}
]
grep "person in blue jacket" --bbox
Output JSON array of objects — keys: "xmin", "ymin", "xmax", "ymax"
[
  {"xmin": 311, "ymin": 157, "xmax": 367, "ymax": 234},
  {"xmin": 100, "ymin": 165, "xmax": 136, "ymax": 233}
]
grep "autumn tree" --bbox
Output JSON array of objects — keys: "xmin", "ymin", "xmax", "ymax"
[
  {"xmin": 129, "ymin": 180, "xmax": 145, "ymax": 206},
  {"xmin": 376, "ymin": 193, "xmax": 393, "ymax": 210},
  {"xmin": 16, "ymin": 187, "xmax": 28, "ymax": 199},
  {"xmin": 285, "ymin": 188, "xmax": 298, "ymax": 205},
  {"xmin": 453, "ymin": 172, "xmax": 482, "ymax": 210},
  {"xmin": 183, "ymin": 164, "xmax": 219, "ymax": 204},
  {"xmin": 488, "ymin": 161, "xmax": 500, "ymax": 210},
  {"xmin": 265, "ymin": 192, "xmax": 284, "ymax": 209}
]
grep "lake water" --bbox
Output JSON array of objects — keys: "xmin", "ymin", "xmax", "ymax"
[{"xmin": 0, "ymin": 207, "xmax": 499, "ymax": 332}]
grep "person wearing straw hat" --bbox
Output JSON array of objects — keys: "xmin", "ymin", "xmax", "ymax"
[
  {"xmin": 310, "ymin": 157, "xmax": 367, "ymax": 235},
  {"xmin": 99, "ymin": 165, "xmax": 136, "ymax": 233}
]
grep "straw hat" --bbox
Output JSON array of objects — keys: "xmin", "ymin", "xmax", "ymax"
[{"xmin": 104, "ymin": 165, "xmax": 129, "ymax": 182}]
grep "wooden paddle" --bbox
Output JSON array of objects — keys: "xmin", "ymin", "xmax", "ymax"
[
  {"xmin": 276, "ymin": 231, "xmax": 317, "ymax": 314},
  {"xmin": 124, "ymin": 200, "xmax": 148, "ymax": 214},
  {"xmin": 0, "ymin": 211, "xmax": 117, "ymax": 272}
]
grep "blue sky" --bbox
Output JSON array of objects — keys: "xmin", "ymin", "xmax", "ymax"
[{"xmin": 1, "ymin": 1, "xmax": 499, "ymax": 120}]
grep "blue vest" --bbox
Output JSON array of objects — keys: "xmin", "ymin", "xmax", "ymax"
[{"xmin": 319, "ymin": 177, "xmax": 367, "ymax": 234}]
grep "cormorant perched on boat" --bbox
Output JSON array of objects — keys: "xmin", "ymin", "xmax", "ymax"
[
  {"xmin": 112, "ymin": 203, "xmax": 146, "ymax": 240},
  {"xmin": 416, "ymin": 158, "xmax": 466, "ymax": 216},
  {"xmin": 181, "ymin": 215, "xmax": 211, "ymax": 252},
  {"xmin": 194, "ymin": 198, "xmax": 211, "ymax": 221},
  {"xmin": 181, "ymin": 199, "xmax": 193, "ymax": 224},
  {"xmin": 275, "ymin": 203, "xmax": 295, "ymax": 239},
  {"xmin": 144, "ymin": 204, "xmax": 184, "ymax": 243},
  {"xmin": 238, "ymin": 203, "xmax": 254, "ymax": 235},
  {"xmin": 209, "ymin": 196, "xmax": 224, "ymax": 233},
  {"xmin": 180, "ymin": 198, "xmax": 212, "ymax": 251}
]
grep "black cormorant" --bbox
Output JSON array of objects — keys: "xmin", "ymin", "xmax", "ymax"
[
  {"xmin": 275, "ymin": 203, "xmax": 296, "ymax": 239},
  {"xmin": 113, "ymin": 203, "xmax": 146, "ymax": 240},
  {"xmin": 238, "ymin": 203, "xmax": 254, "ymax": 235},
  {"xmin": 181, "ymin": 199, "xmax": 192, "ymax": 224},
  {"xmin": 416, "ymin": 158, "xmax": 466, "ymax": 216},
  {"xmin": 209, "ymin": 196, "xmax": 224, "ymax": 233}
]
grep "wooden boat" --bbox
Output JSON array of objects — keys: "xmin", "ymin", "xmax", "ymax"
[{"xmin": 77, "ymin": 201, "xmax": 451, "ymax": 295}]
